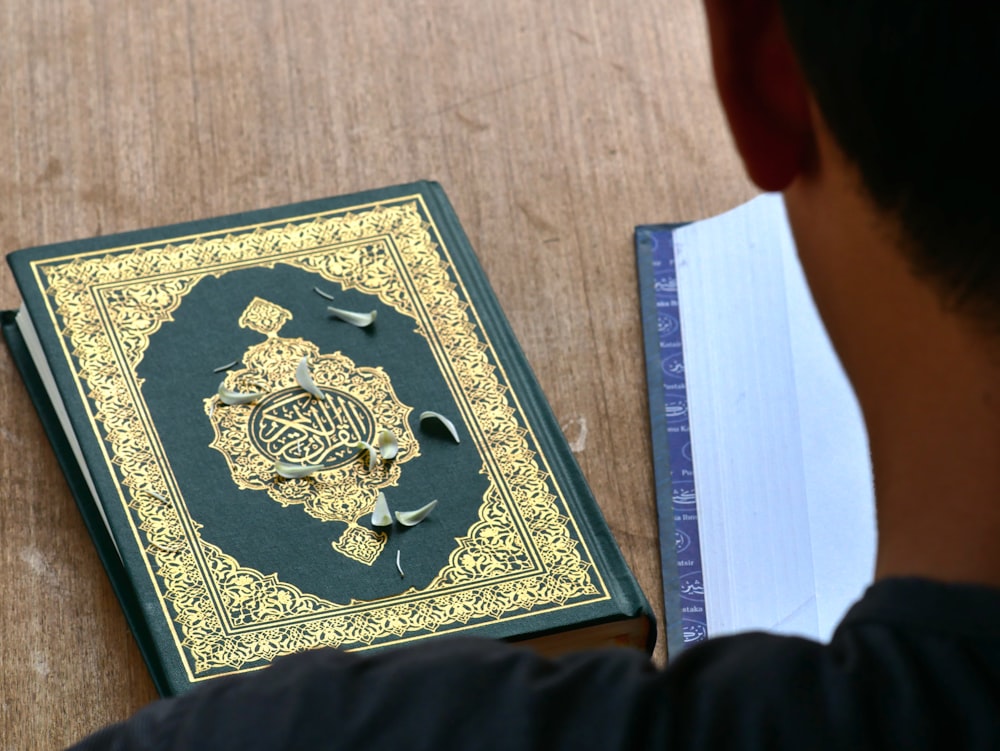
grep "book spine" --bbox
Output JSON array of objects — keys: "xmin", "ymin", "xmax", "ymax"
[
  {"xmin": 635, "ymin": 227, "xmax": 685, "ymax": 658},
  {"xmin": 2, "ymin": 311, "xmax": 171, "ymax": 694}
]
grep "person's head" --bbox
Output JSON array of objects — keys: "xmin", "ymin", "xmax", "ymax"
[
  {"xmin": 704, "ymin": 0, "xmax": 1000, "ymax": 333},
  {"xmin": 705, "ymin": 0, "xmax": 1000, "ymax": 585}
]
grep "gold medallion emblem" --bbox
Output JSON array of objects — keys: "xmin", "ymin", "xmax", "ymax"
[{"xmin": 205, "ymin": 297, "xmax": 418, "ymax": 565}]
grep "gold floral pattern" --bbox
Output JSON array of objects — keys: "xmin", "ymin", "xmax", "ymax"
[
  {"xmin": 34, "ymin": 196, "xmax": 605, "ymax": 681},
  {"xmin": 206, "ymin": 298, "xmax": 418, "ymax": 566}
]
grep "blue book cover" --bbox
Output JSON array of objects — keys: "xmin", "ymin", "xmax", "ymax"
[{"xmin": 635, "ymin": 223, "xmax": 707, "ymax": 658}]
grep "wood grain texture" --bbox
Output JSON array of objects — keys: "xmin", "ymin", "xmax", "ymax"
[{"xmin": 0, "ymin": 1, "xmax": 756, "ymax": 746}]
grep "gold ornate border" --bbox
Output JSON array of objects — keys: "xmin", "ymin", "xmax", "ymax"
[{"xmin": 34, "ymin": 197, "xmax": 606, "ymax": 680}]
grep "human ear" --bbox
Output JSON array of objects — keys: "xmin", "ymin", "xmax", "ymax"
[{"xmin": 703, "ymin": 0, "xmax": 814, "ymax": 191}]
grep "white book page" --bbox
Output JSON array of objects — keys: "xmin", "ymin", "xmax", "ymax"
[
  {"xmin": 16, "ymin": 306, "xmax": 121, "ymax": 559},
  {"xmin": 673, "ymin": 194, "xmax": 875, "ymax": 642}
]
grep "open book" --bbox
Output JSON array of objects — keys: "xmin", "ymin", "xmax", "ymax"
[{"xmin": 636, "ymin": 194, "xmax": 876, "ymax": 655}]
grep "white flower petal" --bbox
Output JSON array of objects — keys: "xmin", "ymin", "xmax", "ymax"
[
  {"xmin": 371, "ymin": 492, "xmax": 392, "ymax": 527},
  {"xmin": 295, "ymin": 356, "xmax": 327, "ymax": 400},
  {"xmin": 313, "ymin": 286, "xmax": 336, "ymax": 301},
  {"xmin": 356, "ymin": 440, "xmax": 379, "ymax": 471},
  {"xmin": 327, "ymin": 306, "xmax": 377, "ymax": 328},
  {"xmin": 377, "ymin": 428, "xmax": 399, "ymax": 460},
  {"xmin": 419, "ymin": 411, "xmax": 461, "ymax": 443},
  {"xmin": 274, "ymin": 459, "xmax": 325, "ymax": 479},
  {"xmin": 395, "ymin": 500, "xmax": 438, "ymax": 527},
  {"xmin": 218, "ymin": 384, "xmax": 264, "ymax": 405}
]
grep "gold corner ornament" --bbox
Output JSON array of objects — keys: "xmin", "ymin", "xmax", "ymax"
[{"xmin": 205, "ymin": 298, "xmax": 418, "ymax": 565}]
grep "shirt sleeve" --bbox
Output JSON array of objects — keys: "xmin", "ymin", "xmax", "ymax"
[{"xmin": 65, "ymin": 638, "xmax": 673, "ymax": 751}]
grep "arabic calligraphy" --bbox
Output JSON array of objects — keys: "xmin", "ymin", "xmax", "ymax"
[
  {"xmin": 207, "ymin": 298, "xmax": 418, "ymax": 565},
  {"xmin": 250, "ymin": 388, "xmax": 375, "ymax": 467}
]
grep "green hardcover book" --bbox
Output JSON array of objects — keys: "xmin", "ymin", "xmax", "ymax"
[{"xmin": 3, "ymin": 181, "xmax": 653, "ymax": 696}]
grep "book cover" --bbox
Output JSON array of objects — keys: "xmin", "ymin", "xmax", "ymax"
[
  {"xmin": 5, "ymin": 181, "xmax": 652, "ymax": 695},
  {"xmin": 635, "ymin": 195, "xmax": 875, "ymax": 646},
  {"xmin": 635, "ymin": 222, "xmax": 703, "ymax": 659}
]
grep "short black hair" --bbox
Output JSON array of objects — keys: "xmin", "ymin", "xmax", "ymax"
[{"xmin": 777, "ymin": 2, "xmax": 1000, "ymax": 325}]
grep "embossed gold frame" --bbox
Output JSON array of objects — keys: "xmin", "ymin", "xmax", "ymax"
[{"xmin": 31, "ymin": 195, "xmax": 609, "ymax": 683}]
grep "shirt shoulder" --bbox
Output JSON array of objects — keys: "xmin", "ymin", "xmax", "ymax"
[
  {"xmin": 67, "ymin": 578, "xmax": 1000, "ymax": 751},
  {"xmin": 664, "ymin": 578, "xmax": 1000, "ymax": 750}
]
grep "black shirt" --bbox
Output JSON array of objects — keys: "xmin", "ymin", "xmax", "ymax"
[{"xmin": 68, "ymin": 578, "xmax": 1000, "ymax": 750}]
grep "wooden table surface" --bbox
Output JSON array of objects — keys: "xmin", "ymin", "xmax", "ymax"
[{"xmin": 0, "ymin": 1, "xmax": 755, "ymax": 747}]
